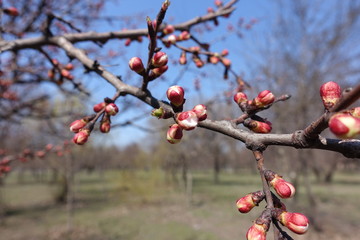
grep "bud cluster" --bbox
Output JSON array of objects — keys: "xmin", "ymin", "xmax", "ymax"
[{"xmin": 47, "ymin": 59, "xmax": 75, "ymax": 84}]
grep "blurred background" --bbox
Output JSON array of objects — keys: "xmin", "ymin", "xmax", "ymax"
[{"xmin": 0, "ymin": 0, "xmax": 360, "ymax": 239}]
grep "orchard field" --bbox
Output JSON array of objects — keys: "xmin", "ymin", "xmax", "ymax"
[{"xmin": 0, "ymin": 169, "xmax": 359, "ymax": 240}]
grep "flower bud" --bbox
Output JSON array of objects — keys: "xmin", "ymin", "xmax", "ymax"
[
  {"xmin": 48, "ymin": 69, "xmax": 55, "ymax": 79},
  {"xmin": 244, "ymin": 119, "xmax": 272, "ymax": 134},
  {"xmin": 320, "ymin": 81, "xmax": 341, "ymax": 109},
  {"xmin": 192, "ymin": 104, "xmax": 207, "ymax": 121},
  {"xmin": 234, "ymin": 92, "xmax": 248, "ymax": 105},
  {"xmin": 3, "ymin": 7, "xmax": 19, "ymax": 16},
  {"xmin": 179, "ymin": 51, "xmax": 187, "ymax": 65},
  {"xmin": 129, "ymin": 57, "xmax": 145, "ymax": 74},
  {"xmin": 100, "ymin": 118, "xmax": 111, "ymax": 133},
  {"xmin": 236, "ymin": 191, "xmax": 265, "ymax": 214},
  {"xmin": 178, "ymin": 31, "xmax": 191, "ymax": 41},
  {"xmin": 265, "ymin": 171, "xmax": 296, "ymax": 199},
  {"xmin": 221, "ymin": 58, "xmax": 231, "ymax": 68},
  {"xmin": 254, "ymin": 90, "xmax": 275, "ymax": 108},
  {"xmin": 167, "ymin": 85, "xmax": 185, "ymax": 107},
  {"xmin": 221, "ymin": 49, "xmax": 229, "ymax": 56},
  {"xmin": 176, "ymin": 111, "xmax": 199, "ymax": 130},
  {"xmin": 328, "ymin": 113, "xmax": 360, "ymax": 139},
  {"xmin": 278, "ymin": 211, "xmax": 309, "ymax": 235},
  {"xmin": 246, "ymin": 223, "xmax": 267, "ymax": 240},
  {"xmin": 167, "ymin": 34, "xmax": 177, "ymax": 44},
  {"xmin": 64, "ymin": 63, "xmax": 74, "ymax": 70},
  {"xmin": 215, "ymin": 0, "xmax": 223, "ymax": 7},
  {"xmin": 152, "ymin": 52, "xmax": 168, "ymax": 67},
  {"xmin": 61, "ymin": 69, "xmax": 74, "ymax": 80},
  {"xmin": 45, "ymin": 144, "xmax": 53, "ymax": 151},
  {"xmin": 73, "ymin": 129, "xmax": 90, "ymax": 145},
  {"xmin": 167, "ymin": 124, "xmax": 183, "ymax": 144},
  {"xmin": 193, "ymin": 56, "xmax": 204, "ymax": 68},
  {"xmin": 209, "ymin": 56, "xmax": 219, "ymax": 64},
  {"xmin": 93, "ymin": 102, "xmax": 106, "ymax": 112},
  {"xmin": 70, "ymin": 119, "xmax": 88, "ymax": 133},
  {"xmin": 163, "ymin": 25, "xmax": 175, "ymax": 35},
  {"xmin": 151, "ymin": 107, "xmax": 173, "ymax": 119},
  {"xmin": 36, "ymin": 151, "xmax": 46, "ymax": 158},
  {"xmin": 105, "ymin": 103, "xmax": 119, "ymax": 116}
]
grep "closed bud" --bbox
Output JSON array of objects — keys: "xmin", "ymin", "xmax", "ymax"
[
  {"xmin": 207, "ymin": 7, "xmax": 215, "ymax": 13},
  {"xmin": 265, "ymin": 171, "xmax": 296, "ymax": 199},
  {"xmin": 167, "ymin": 85, "xmax": 185, "ymax": 107},
  {"xmin": 221, "ymin": 49, "xmax": 229, "ymax": 56},
  {"xmin": 129, "ymin": 57, "xmax": 145, "ymax": 74},
  {"xmin": 215, "ymin": 0, "xmax": 223, "ymax": 7},
  {"xmin": 152, "ymin": 51, "xmax": 168, "ymax": 67},
  {"xmin": 36, "ymin": 151, "xmax": 46, "ymax": 158},
  {"xmin": 105, "ymin": 103, "xmax": 119, "ymax": 116},
  {"xmin": 93, "ymin": 102, "xmax": 106, "ymax": 112},
  {"xmin": 48, "ymin": 69, "xmax": 55, "ymax": 79},
  {"xmin": 254, "ymin": 90, "xmax": 275, "ymax": 108},
  {"xmin": 278, "ymin": 211, "xmax": 309, "ymax": 235},
  {"xmin": 236, "ymin": 191, "xmax": 265, "ymax": 214},
  {"xmin": 244, "ymin": 119, "xmax": 272, "ymax": 134},
  {"xmin": 209, "ymin": 56, "xmax": 219, "ymax": 64},
  {"xmin": 221, "ymin": 58, "xmax": 231, "ymax": 68},
  {"xmin": 179, "ymin": 51, "xmax": 187, "ymax": 65},
  {"xmin": 163, "ymin": 25, "xmax": 175, "ymax": 35},
  {"xmin": 328, "ymin": 113, "xmax": 360, "ymax": 139},
  {"xmin": 192, "ymin": 104, "xmax": 207, "ymax": 121},
  {"xmin": 320, "ymin": 81, "xmax": 341, "ymax": 109},
  {"xmin": 246, "ymin": 223, "xmax": 267, "ymax": 240},
  {"xmin": 3, "ymin": 7, "xmax": 19, "ymax": 16},
  {"xmin": 73, "ymin": 129, "xmax": 90, "ymax": 145},
  {"xmin": 167, "ymin": 34, "xmax": 177, "ymax": 44},
  {"xmin": 167, "ymin": 124, "xmax": 183, "ymax": 144},
  {"xmin": 193, "ymin": 56, "xmax": 204, "ymax": 68},
  {"xmin": 61, "ymin": 69, "xmax": 73, "ymax": 80},
  {"xmin": 100, "ymin": 117, "xmax": 111, "ymax": 133},
  {"xmin": 125, "ymin": 38, "xmax": 131, "ymax": 46},
  {"xmin": 70, "ymin": 119, "xmax": 88, "ymax": 133},
  {"xmin": 234, "ymin": 92, "xmax": 248, "ymax": 105},
  {"xmin": 64, "ymin": 63, "xmax": 74, "ymax": 70},
  {"xmin": 178, "ymin": 31, "xmax": 191, "ymax": 41},
  {"xmin": 151, "ymin": 65, "xmax": 168, "ymax": 78},
  {"xmin": 176, "ymin": 111, "xmax": 199, "ymax": 130}
]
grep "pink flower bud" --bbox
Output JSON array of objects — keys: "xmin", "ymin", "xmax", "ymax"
[
  {"xmin": 221, "ymin": 58, "xmax": 231, "ymax": 68},
  {"xmin": 328, "ymin": 113, "xmax": 360, "ymax": 139},
  {"xmin": 151, "ymin": 65, "xmax": 168, "ymax": 78},
  {"xmin": 93, "ymin": 102, "xmax": 106, "ymax": 112},
  {"xmin": 192, "ymin": 104, "xmax": 207, "ymax": 121},
  {"xmin": 152, "ymin": 51, "xmax": 168, "ymax": 67},
  {"xmin": 45, "ymin": 144, "xmax": 53, "ymax": 151},
  {"xmin": 167, "ymin": 34, "xmax": 177, "ymax": 44},
  {"xmin": 209, "ymin": 56, "xmax": 219, "ymax": 64},
  {"xmin": 105, "ymin": 103, "xmax": 119, "ymax": 116},
  {"xmin": 61, "ymin": 69, "xmax": 74, "ymax": 80},
  {"xmin": 36, "ymin": 151, "xmax": 46, "ymax": 158},
  {"xmin": 178, "ymin": 31, "xmax": 191, "ymax": 41},
  {"xmin": 207, "ymin": 7, "xmax": 215, "ymax": 13},
  {"xmin": 167, "ymin": 124, "xmax": 183, "ymax": 144},
  {"xmin": 244, "ymin": 119, "xmax": 272, "ymax": 134},
  {"xmin": 129, "ymin": 57, "xmax": 145, "ymax": 74},
  {"xmin": 193, "ymin": 57, "xmax": 204, "ymax": 68},
  {"xmin": 246, "ymin": 223, "xmax": 267, "ymax": 240},
  {"xmin": 72, "ymin": 129, "xmax": 90, "ymax": 145},
  {"xmin": 70, "ymin": 119, "xmax": 88, "ymax": 133},
  {"xmin": 48, "ymin": 69, "xmax": 55, "ymax": 79},
  {"xmin": 163, "ymin": 25, "xmax": 175, "ymax": 35},
  {"xmin": 179, "ymin": 54, "xmax": 187, "ymax": 65},
  {"xmin": 254, "ymin": 90, "xmax": 275, "ymax": 108},
  {"xmin": 3, "ymin": 7, "xmax": 19, "ymax": 16},
  {"xmin": 236, "ymin": 194, "xmax": 256, "ymax": 213},
  {"xmin": 167, "ymin": 85, "xmax": 185, "ymax": 107},
  {"xmin": 278, "ymin": 212, "xmax": 309, "ymax": 235},
  {"xmin": 234, "ymin": 92, "xmax": 248, "ymax": 105},
  {"xmin": 270, "ymin": 177, "xmax": 296, "ymax": 199},
  {"xmin": 176, "ymin": 111, "xmax": 199, "ymax": 130},
  {"xmin": 215, "ymin": 0, "xmax": 223, "ymax": 7},
  {"xmin": 64, "ymin": 63, "xmax": 74, "ymax": 70},
  {"xmin": 320, "ymin": 81, "xmax": 341, "ymax": 109},
  {"xmin": 100, "ymin": 120, "xmax": 111, "ymax": 133},
  {"xmin": 221, "ymin": 49, "xmax": 229, "ymax": 56}
]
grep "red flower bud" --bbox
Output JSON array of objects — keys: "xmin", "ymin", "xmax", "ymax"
[
  {"xmin": 207, "ymin": 7, "xmax": 215, "ymax": 13},
  {"xmin": 176, "ymin": 111, "xmax": 199, "ymax": 130},
  {"xmin": 320, "ymin": 81, "xmax": 341, "ymax": 109},
  {"xmin": 221, "ymin": 49, "xmax": 229, "ymax": 56},
  {"xmin": 193, "ymin": 56, "xmax": 204, "ymax": 68},
  {"xmin": 167, "ymin": 34, "xmax": 177, "ymax": 44},
  {"xmin": 244, "ymin": 119, "xmax": 272, "ymax": 134},
  {"xmin": 73, "ymin": 129, "xmax": 90, "ymax": 145},
  {"xmin": 234, "ymin": 92, "xmax": 248, "ymax": 105},
  {"xmin": 48, "ymin": 69, "xmax": 55, "ymax": 79},
  {"xmin": 163, "ymin": 25, "xmax": 175, "ymax": 35},
  {"xmin": 278, "ymin": 212, "xmax": 309, "ymax": 235},
  {"xmin": 236, "ymin": 191, "xmax": 265, "ymax": 213},
  {"xmin": 45, "ymin": 144, "xmax": 53, "ymax": 151},
  {"xmin": 269, "ymin": 176, "xmax": 296, "ymax": 199},
  {"xmin": 254, "ymin": 90, "xmax": 275, "ymax": 108},
  {"xmin": 3, "ymin": 7, "xmax": 19, "ymax": 16},
  {"xmin": 192, "ymin": 104, "xmax": 207, "ymax": 121},
  {"xmin": 179, "ymin": 52, "xmax": 187, "ymax": 65},
  {"xmin": 93, "ymin": 102, "xmax": 106, "ymax": 112},
  {"xmin": 100, "ymin": 119, "xmax": 111, "ymax": 133},
  {"xmin": 70, "ymin": 119, "xmax": 88, "ymax": 133},
  {"xmin": 178, "ymin": 31, "xmax": 191, "ymax": 41},
  {"xmin": 129, "ymin": 57, "xmax": 145, "ymax": 74},
  {"xmin": 61, "ymin": 69, "xmax": 73, "ymax": 80},
  {"xmin": 209, "ymin": 56, "xmax": 220, "ymax": 64},
  {"xmin": 36, "ymin": 151, "xmax": 46, "ymax": 158},
  {"xmin": 246, "ymin": 223, "xmax": 267, "ymax": 240},
  {"xmin": 152, "ymin": 51, "xmax": 168, "ymax": 67},
  {"xmin": 105, "ymin": 103, "xmax": 119, "ymax": 116},
  {"xmin": 64, "ymin": 63, "xmax": 74, "ymax": 70},
  {"xmin": 167, "ymin": 85, "xmax": 185, "ymax": 107},
  {"xmin": 328, "ymin": 113, "xmax": 360, "ymax": 139},
  {"xmin": 167, "ymin": 124, "xmax": 183, "ymax": 144},
  {"xmin": 151, "ymin": 65, "xmax": 168, "ymax": 78},
  {"xmin": 221, "ymin": 58, "xmax": 231, "ymax": 68}
]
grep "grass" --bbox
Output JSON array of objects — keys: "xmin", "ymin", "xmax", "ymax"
[{"xmin": 0, "ymin": 169, "xmax": 359, "ymax": 240}]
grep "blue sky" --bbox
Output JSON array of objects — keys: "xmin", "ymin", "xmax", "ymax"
[{"xmin": 82, "ymin": 0, "xmax": 274, "ymax": 147}]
